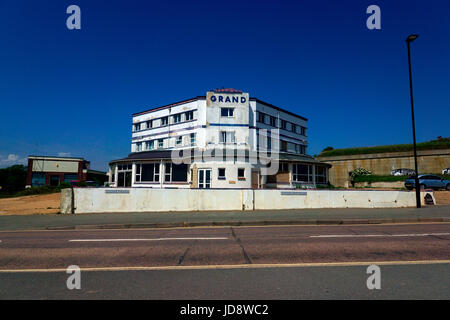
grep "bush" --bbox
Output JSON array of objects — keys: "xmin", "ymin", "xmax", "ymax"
[{"xmin": 350, "ymin": 167, "xmax": 372, "ymax": 179}]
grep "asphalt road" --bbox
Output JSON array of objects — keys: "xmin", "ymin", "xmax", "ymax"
[
  {"xmin": 0, "ymin": 223, "xmax": 448, "ymax": 299},
  {"xmin": 1, "ymin": 264, "xmax": 449, "ymax": 300}
]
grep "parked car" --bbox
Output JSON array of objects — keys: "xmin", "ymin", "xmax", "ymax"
[
  {"xmin": 443, "ymin": 168, "xmax": 450, "ymax": 175},
  {"xmin": 391, "ymin": 168, "xmax": 416, "ymax": 176},
  {"xmin": 404, "ymin": 174, "xmax": 450, "ymax": 190}
]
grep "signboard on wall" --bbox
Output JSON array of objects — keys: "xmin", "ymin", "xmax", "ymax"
[{"xmin": 206, "ymin": 91, "xmax": 249, "ymax": 107}]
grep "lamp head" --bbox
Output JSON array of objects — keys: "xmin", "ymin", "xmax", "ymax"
[{"xmin": 406, "ymin": 34, "xmax": 419, "ymax": 43}]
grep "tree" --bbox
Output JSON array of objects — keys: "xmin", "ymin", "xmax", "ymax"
[
  {"xmin": 0, "ymin": 165, "xmax": 27, "ymax": 194},
  {"xmin": 322, "ymin": 146, "xmax": 334, "ymax": 153}
]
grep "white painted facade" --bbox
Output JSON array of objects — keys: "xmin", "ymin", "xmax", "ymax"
[{"xmin": 109, "ymin": 89, "xmax": 329, "ymax": 189}]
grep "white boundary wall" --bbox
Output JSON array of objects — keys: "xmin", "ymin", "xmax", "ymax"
[{"xmin": 61, "ymin": 188, "xmax": 423, "ymax": 214}]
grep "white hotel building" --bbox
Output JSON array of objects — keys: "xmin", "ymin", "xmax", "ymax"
[{"xmin": 109, "ymin": 89, "xmax": 330, "ymax": 189}]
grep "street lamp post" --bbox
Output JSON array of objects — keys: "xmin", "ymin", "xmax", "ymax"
[{"xmin": 406, "ymin": 34, "xmax": 421, "ymax": 208}]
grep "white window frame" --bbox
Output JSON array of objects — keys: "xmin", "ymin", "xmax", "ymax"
[
  {"xmin": 173, "ymin": 114, "xmax": 181, "ymax": 123},
  {"xmin": 185, "ymin": 111, "xmax": 194, "ymax": 121}
]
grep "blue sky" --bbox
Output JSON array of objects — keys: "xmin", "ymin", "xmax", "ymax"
[{"xmin": 0, "ymin": 0, "xmax": 449, "ymax": 170}]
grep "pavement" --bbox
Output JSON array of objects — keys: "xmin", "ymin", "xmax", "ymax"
[{"xmin": 0, "ymin": 205, "xmax": 450, "ymax": 231}]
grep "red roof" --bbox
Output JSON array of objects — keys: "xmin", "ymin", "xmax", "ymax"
[{"xmin": 213, "ymin": 88, "xmax": 243, "ymax": 94}]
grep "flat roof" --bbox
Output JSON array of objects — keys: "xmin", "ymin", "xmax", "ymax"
[
  {"xmin": 132, "ymin": 95, "xmax": 308, "ymax": 121},
  {"xmin": 29, "ymin": 155, "xmax": 86, "ymax": 162}
]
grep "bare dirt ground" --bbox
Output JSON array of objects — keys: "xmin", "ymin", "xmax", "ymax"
[{"xmin": 0, "ymin": 193, "xmax": 60, "ymax": 215}]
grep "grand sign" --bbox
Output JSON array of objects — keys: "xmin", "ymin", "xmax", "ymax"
[{"xmin": 206, "ymin": 91, "xmax": 249, "ymax": 106}]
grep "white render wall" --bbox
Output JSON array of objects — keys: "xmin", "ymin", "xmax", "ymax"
[{"xmin": 61, "ymin": 188, "xmax": 423, "ymax": 214}]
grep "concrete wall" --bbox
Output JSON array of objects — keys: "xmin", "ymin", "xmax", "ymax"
[
  {"xmin": 61, "ymin": 188, "xmax": 426, "ymax": 214},
  {"xmin": 318, "ymin": 149, "xmax": 450, "ymax": 187}
]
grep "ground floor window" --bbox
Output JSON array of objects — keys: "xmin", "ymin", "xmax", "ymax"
[
  {"xmin": 117, "ymin": 164, "xmax": 132, "ymax": 187},
  {"xmin": 136, "ymin": 163, "xmax": 160, "ymax": 183},
  {"xmin": 31, "ymin": 173, "xmax": 45, "ymax": 187},
  {"xmin": 238, "ymin": 168, "xmax": 245, "ymax": 180},
  {"xmin": 315, "ymin": 166, "xmax": 327, "ymax": 184},
  {"xmin": 293, "ymin": 164, "xmax": 312, "ymax": 182},
  {"xmin": 64, "ymin": 174, "xmax": 78, "ymax": 183},
  {"xmin": 218, "ymin": 168, "xmax": 226, "ymax": 180},
  {"xmin": 165, "ymin": 163, "xmax": 188, "ymax": 182}
]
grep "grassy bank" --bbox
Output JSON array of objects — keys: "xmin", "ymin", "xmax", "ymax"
[{"xmin": 319, "ymin": 138, "xmax": 450, "ymax": 157}]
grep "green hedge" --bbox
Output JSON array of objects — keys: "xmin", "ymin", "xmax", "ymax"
[
  {"xmin": 319, "ymin": 138, "xmax": 450, "ymax": 157},
  {"xmin": 353, "ymin": 175, "xmax": 408, "ymax": 183}
]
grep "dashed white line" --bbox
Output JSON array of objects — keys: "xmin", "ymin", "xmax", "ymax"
[
  {"xmin": 310, "ymin": 233, "xmax": 450, "ymax": 238},
  {"xmin": 69, "ymin": 237, "xmax": 229, "ymax": 242}
]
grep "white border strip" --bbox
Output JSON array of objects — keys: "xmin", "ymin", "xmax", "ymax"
[
  {"xmin": 69, "ymin": 237, "xmax": 229, "ymax": 242},
  {"xmin": 310, "ymin": 233, "xmax": 450, "ymax": 238}
]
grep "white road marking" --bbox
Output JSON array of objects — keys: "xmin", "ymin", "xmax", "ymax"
[
  {"xmin": 310, "ymin": 233, "xmax": 450, "ymax": 238},
  {"xmin": 69, "ymin": 237, "xmax": 228, "ymax": 242}
]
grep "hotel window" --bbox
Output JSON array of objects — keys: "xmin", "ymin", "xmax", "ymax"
[
  {"xmin": 300, "ymin": 145, "xmax": 306, "ymax": 154},
  {"xmin": 164, "ymin": 163, "xmax": 188, "ymax": 182},
  {"xmin": 185, "ymin": 111, "xmax": 193, "ymax": 121},
  {"xmin": 300, "ymin": 126, "xmax": 306, "ymax": 136},
  {"xmin": 146, "ymin": 140, "xmax": 154, "ymax": 150},
  {"xmin": 315, "ymin": 166, "xmax": 327, "ymax": 184},
  {"xmin": 280, "ymin": 120, "xmax": 287, "ymax": 130},
  {"xmin": 221, "ymin": 108, "xmax": 234, "ymax": 117},
  {"xmin": 190, "ymin": 133, "xmax": 196, "ymax": 145},
  {"xmin": 293, "ymin": 164, "xmax": 312, "ymax": 182},
  {"xmin": 133, "ymin": 123, "xmax": 141, "ymax": 132},
  {"xmin": 161, "ymin": 117, "xmax": 168, "ymax": 126},
  {"xmin": 176, "ymin": 136, "xmax": 182, "ymax": 146},
  {"xmin": 295, "ymin": 144, "xmax": 300, "ymax": 154},
  {"xmin": 269, "ymin": 116, "xmax": 276, "ymax": 127},
  {"xmin": 281, "ymin": 140, "xmax": 287, "ymax": 152},
  {"xmin": 220, "ymin": 131, "xmax": 236, "ymax": 143},
  {"xmin": 258, "ymin": 112, "xmax": 265, "ymax": 123},
  {"xmin": 280, "ymin": 163, "xmax": 289, "ymax": 173},
  {"xmin": 136, "ymin": 142, "xmax": 142, "ymax": 152},
  {"xmin": 136, "ymin": 163, "xmax": 159, "ymax": 182},
  {"xmin": 238, "ymin": 168, "xmax": 245, "ymax": 180},
  {"xmin": 218, "ymin": 168, "xmax": 226, "ymax": 180},
  {"xmin": 267, "ymin": 135, "xmax": 272, "ymax": 151},
  {"xmin": 158, "ymin": 139, "xmax": 164, "ymax": 149},
  {"xmin": 291, "ymin": 123, "xmax": 297, "ymax": 133},
  {"xmin": 146, "ymin": 120, "xmax": 152, "ymax": 129},
  {"xmin": 173, "ymin": 114, "xmax": 181, "ymax": 123}
]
